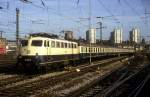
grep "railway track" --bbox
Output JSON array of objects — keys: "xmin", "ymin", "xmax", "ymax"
[
  {"xmin": 0, "ymin": 53, "xmax": 16, "ymax": 65},
  {"xmin": 67, "ymin": 55, "xmax": 150, "ymax": 97},
  {"xmin": 0, "ymin": 74, "xmax": 35, "ymax": 90},
  {"xmin": 0, "ymin": 56, "xmax": 127, "ymax": 97},
  {"xmin": 103, "ymin": 64, "xmax": 150, "ymax": 97}
]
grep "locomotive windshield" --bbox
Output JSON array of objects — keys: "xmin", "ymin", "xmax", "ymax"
[
  {"xmin": 31, "ymin": 40, "xmax": 43, "ymax": 46},
  {"xmin": 21, "ymin": 40, "xmax": 28, "ymax": 46}
]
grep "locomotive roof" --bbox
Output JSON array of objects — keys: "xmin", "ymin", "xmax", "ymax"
[
  {"xmin": 29, "ymin": 36, "xmax": 77, "ymax": 44},
  {"xmin": 29, "ymin": 33, "xmax": 58, "ymax": 38}
]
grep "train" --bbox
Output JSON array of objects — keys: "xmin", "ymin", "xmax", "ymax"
[
  {"xmin": 17, "ymin": 33, "xmax": 134, "ymax": 70},
  {"xmin": 0, "ymin": 38, "xmax": 6, "ymax": 55}
]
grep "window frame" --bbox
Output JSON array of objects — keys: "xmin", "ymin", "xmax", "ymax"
[
  {"xmin": 51, "ymin": 41, "xmax": 55, "ymax": 48},
  {"xmin": 56, "ymin": 42, "xmax": 60, "ymax": 48},
  {"xmin": 31, "ymin": 40, "xmax": 43, "ymax": 47}
]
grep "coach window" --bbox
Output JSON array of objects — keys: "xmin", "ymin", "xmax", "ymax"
[
  {"xmin": 31, "ymin": 40, "xmax": 43, "ymax": 46},
  {"xmin": 70, "ymin": 43, "xmax": 72, "ymax": 48},
  {"xmin": 61, "ymin": 42, "xmax": 64, "ymax": 48},
  {"xmin": 74, "ymin": 44, "xmax": 77, "ymax": 48},
  {"xmin": 65, "ymin": 43, "xmax": 67, "ymax": 48},
  {"xmin": 51, "ymin": 41, "xmax": 55, "ymax": 47},
  {"xmin": 56, "ymin": 42, "xmax": 60, "ymax": 48},
  {"xmin": 81, "ymin": 47, "xmax": 83, "ymax": 53},
  {"xmin": 71, "ymin": 43, "xmax": 73, "ymax": 48},
  {"xmin": 68, "ymin": 43, "xmax": 71, "ymax": 48}
]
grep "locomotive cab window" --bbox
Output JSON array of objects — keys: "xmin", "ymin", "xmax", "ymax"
[
  {"xmin": 31, "ymin": 40, "xmax": 43, "ymax": 46},
  {"xmin": 21, "ymin": 40, "xmax": 28, "ymax": 46}
]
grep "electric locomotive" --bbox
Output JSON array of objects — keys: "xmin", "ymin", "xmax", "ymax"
[{"xmin": 17, "ymin": 33, "xmax": 79, "ymax": 69}]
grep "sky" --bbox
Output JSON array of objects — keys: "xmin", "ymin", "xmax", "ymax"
[{"xmin": 0, "ymin": 0, "xmax": 150, "ymax": 41}]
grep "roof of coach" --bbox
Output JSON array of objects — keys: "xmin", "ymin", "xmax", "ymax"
[{"xmin": 78, "ymin": 44, "xmax": 133, "ymax": 50}]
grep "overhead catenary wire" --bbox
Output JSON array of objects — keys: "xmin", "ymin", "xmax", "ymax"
[
  {"xmin": 18, "ymin": 0, "xmax": 90, "ymax": 30},
  {"xmin": 0, "ymin": 0, "xmax": 91, "ymax": 32},
  {"xmin": 124, "ymin": 0, "xmax": 143, "ymax": 22},
  {"xmin": 97, "ymin": 0, "xmax": 120, "ymax": 23}
]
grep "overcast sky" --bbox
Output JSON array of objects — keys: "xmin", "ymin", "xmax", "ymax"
[{"xmin": 0, "ymin": 0, "xmax": 150, "ymax": 40}]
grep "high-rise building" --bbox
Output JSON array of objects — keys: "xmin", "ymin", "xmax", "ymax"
[
  {"xmin": 64, "ymin": 31, "xmax": 74, "ymax": 40},
  {"xmin": 129, "ymin": 28, "xmax": 140, "ymax": 43},
  {"xmin": 86, "ymin": 28, "xmax": 96, "ymax": 43},
  {"xmin": 110, "ymin": 28, "xmax": 123, "ymax": 44}
]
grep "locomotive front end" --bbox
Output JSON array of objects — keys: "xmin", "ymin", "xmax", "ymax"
[{"xmin": 17, "ymin": 37, "xmax": 45, "ymax": 69}]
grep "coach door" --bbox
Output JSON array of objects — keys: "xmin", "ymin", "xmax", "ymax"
[
  {"xmin": 47, "ymin": 40, "xmax": 51, "ymax": 56},
  {"xmin": 47, "ymin": 40, "xmax": 50, "ymax": 55},
  {"xmin": 44, "ymin": 40, "xmax": 50, "ymax": 59},
  {"xmin": 71, "ymin": 43, "xmax": 73, "ymax": 59}
]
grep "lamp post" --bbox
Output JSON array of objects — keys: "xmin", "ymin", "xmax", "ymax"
[
  {"xmin": 0, "ymin": 31, "xmax": 4, "ymax": 38},
  {"xmin": 96, "ymin": 17, "xmax": 103, "ymax": 42},
  {"xmin": 89, "ymin": 0, "xmax": 92, "ymax": 64}
]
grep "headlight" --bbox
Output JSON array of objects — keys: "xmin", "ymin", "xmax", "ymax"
[{"xmin": 25, "ymin": 59, "xmax": 31, "ymax": 61}]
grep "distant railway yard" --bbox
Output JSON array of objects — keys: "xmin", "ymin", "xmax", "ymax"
[{"xmin": 0, "ymin": 53, "xmax": 149, "ymax": 97}]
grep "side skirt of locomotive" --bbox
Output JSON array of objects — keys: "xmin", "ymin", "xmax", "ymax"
[
  {"xmin": 17, "ymin": 54, "xmax": 80, "ymax": 72},
  {"xmin": 16, "ymin": 52, "xmax": 133, "ymax": 72}
]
